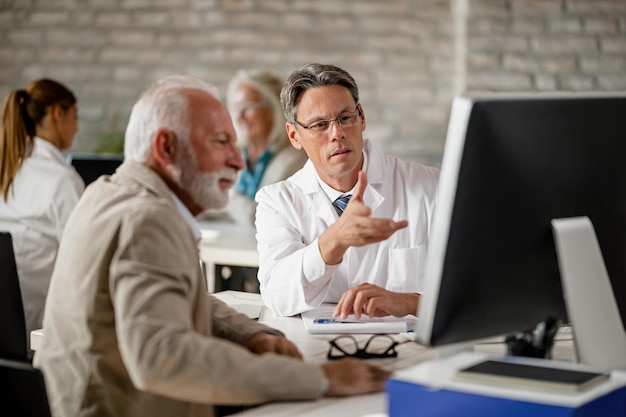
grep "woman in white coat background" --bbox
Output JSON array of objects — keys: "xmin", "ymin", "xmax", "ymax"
[{"xmin": 0, "ymin": 78, "xmax": 85, "ymax": 335}]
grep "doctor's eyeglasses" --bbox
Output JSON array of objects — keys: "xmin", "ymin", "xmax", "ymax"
[
  {"xmin": 327, "ymin": 334, "xmax": 398, "ymax": 360},
  {"xmin": 294, "ymin": 106, "xmax": 362, "ymax": 136}
]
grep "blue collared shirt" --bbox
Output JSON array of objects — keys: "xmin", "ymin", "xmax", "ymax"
[{"xmin": 236, "ymin": 147, "xmax": 274, "ymax": 200}]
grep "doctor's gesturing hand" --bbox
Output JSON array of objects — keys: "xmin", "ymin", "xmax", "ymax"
[
  {"xmin": 318, "ymin": 171, "xmax": 408, "ymax": 266},
  {"xmin": 315, "ymin": 170, "xmax": 418, "ymax": 320}
]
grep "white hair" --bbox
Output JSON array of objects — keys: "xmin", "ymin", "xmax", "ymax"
[
  {"xmin": 226, "ymin": 69, "xmax": 289, "ymax": 153},
  {"xmin": 124, "ymin": 75, "xmax": 220, "ymax": 163}
]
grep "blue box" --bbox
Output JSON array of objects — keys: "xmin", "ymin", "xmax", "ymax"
[{"xmin": 387, "ymin": 352, "xmax": 626, "ymax": 417}]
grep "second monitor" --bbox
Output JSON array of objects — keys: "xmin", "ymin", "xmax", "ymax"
[{"xmin": 67, "ymin": 153, "xmax": 124, "ymax": 186}]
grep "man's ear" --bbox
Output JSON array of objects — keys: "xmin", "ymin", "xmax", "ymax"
[
  {"xmin": 286, "ymin": 122, "xmax": 302, "ymax": 150},
  {"xmin": 152, "ymin": 128, "xmax": 178, "ymax": 166},
  {"xmin": 357, "ymin": 103, "xmax": 366, "ymax": 132}
]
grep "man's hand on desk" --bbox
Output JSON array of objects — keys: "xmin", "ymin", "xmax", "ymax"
[
  {"xmin": 322, "ymin": 357, "xmax": 391, "ymax": 396},
  {"xmin": 334, "ymin": 283, "xmax": 419, "ymax": 319},
  {"xmin": 244, "ymin": 333, "xmax": 303, "ymax": 360}
]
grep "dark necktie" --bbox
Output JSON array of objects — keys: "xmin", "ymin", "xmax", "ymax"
[{"xmin": 333, "ymin": 194, "xmax": 352, "ymax": 216}]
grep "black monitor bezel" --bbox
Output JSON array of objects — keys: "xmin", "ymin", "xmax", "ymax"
[{"xmin": 416, "ymin": 92, "xmax": 626, "ymax": 347}]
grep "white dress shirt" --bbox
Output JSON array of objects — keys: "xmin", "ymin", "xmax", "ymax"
[
  {"xmin": 0, "ymin": 137, "xmax": 84, "ymax": 333},
  {"xmin": 255, "ymin": 139, "xmax": 439, "ymax": 316},
  {"xmin": 169, "ymin": 191, "xmax": 201, "ymax": 242}
]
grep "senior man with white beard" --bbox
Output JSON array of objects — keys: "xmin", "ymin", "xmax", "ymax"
[{"xmin": 34, "ymin": 75, "xmax": 389, "ymax": 417}]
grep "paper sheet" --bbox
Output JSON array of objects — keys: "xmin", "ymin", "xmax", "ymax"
[{"xmin": 301, "ymin": 305, "xmax": 408, "ymax": 334}]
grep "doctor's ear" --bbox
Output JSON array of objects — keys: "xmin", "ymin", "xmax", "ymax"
[
  {"xmin": 286, "ymin": 122, "xmax": 303, "ymax": 150},
  {"xmin": 357, "ymin": 103, "xmax": 366, "ymax": 131}
]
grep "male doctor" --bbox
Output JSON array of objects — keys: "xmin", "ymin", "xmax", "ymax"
[{"xmin": 255, "ymin": 63, "xmax": 439, "ymax": 319}]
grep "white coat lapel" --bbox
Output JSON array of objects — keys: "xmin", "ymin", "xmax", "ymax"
[
  {"xmin": 362, "ymin": 139, "xmax": 385, "ymax": 214},
  {"xmin": 310, "ymin": 190, "xmax": 338, "ymax": 221},
  {"xmin": 294, "ymin": 161, "xmax": 338, "ymax": 222}
]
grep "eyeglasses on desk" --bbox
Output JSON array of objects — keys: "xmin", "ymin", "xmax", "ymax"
[{"xmin": 327, "ymin": 334, "xmax": 399, "ymax": 360}]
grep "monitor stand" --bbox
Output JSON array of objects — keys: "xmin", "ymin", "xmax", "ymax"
[{"xmin": 551, "ymin": 216, "xmax": 626, "ymax": 371}]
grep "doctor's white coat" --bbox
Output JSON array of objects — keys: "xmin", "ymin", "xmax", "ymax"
[{"xmin": 255, "ymin": 139, "xmax": 439, "ymax": 316}]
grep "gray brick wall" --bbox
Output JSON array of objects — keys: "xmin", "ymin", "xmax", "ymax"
[
  {"xmin": 1, "ymin": 0, "xmax": 625, "ymax": 167},
  {"xmin": 466, "ymin": 0, "xmax": 626, "ymax": 96}
]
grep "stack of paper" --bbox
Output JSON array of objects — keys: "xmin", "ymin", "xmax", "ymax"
[{"xmin": 301, "ymin": 306, "xmax": 408, "ymax": 334}]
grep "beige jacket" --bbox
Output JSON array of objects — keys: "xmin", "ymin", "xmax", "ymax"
[{"xmin": 34, "ymin": 161, "xmax": 324, "ymax": 417}]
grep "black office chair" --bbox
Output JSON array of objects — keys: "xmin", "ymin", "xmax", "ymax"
[
  {"xmin": 0, "ymin": 232, "xmax": 30, "ymax": 362},
  {"xmin": 0, "ymin": 357, "xmax": 52, "ymax": 417}
]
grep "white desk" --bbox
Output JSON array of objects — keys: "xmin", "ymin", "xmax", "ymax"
[
  {"xmin": 212, "ymin": 291, "xmax": 435, "ymax": 417},
  {"xmin": 198, "ymin": 221, "xmax": 259, "ymax": 293},
  {"xmin": 211, "ymin": 291, "xmax": 577, "ymax": 417}
]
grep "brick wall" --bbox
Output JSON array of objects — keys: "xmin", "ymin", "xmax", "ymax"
[
  {"xmin": 466, "ymin": 0, "xmax": 626, "ymax": 92},
  {"xmin": 1, "ymin": 0, "xmax": 625, "ymax": 166}
]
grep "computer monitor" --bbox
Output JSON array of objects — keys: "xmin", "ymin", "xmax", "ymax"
[
  {"xmin": 415, "ymin": 92, "xmax": 626, "ymax": 369},
  {"xmin": 67, "ymin": 153, "xmax": 123, "ymax": 186}
]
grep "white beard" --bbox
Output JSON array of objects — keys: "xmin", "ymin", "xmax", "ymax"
[
  {"xmin": 187, "ymin": 169, "xmax": 230, "ymax": 210},
  {"xmin": 171, "ymin": 146, "xmax": 234, "ymax": 211}
]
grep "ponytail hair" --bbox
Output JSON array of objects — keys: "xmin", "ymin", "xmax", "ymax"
[{"xmin": 0, "ymin": 79, "xmax": 76, "ymax": 200}]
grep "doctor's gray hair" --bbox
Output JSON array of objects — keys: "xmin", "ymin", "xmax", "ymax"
[{"xmin": 280, "ymin": 63, "xmax": 360, "ymax": 125}]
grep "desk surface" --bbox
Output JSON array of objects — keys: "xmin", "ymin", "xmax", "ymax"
[
  {"xmin": 198, "ymin": 221, "xmax": 258, "ymax": 254},
  {"xmin": 211, "ymin": 291, "xmax": 577, "ymax": 417},
  {"xmin": 212, "ymin": 291, "xmax": 433, "ymax": 417},
  {"xmin": 198, "ymin": 222, "xmax": 259, "ymax": 293}
]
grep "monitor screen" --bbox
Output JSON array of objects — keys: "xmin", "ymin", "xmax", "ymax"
[
  {"xmin": 67, "ymin": 153, "xmax": 123, "ymax": 186},
  {"xmin": 416, "ymin": 93, "xmax": 626, "ymax": 349}
]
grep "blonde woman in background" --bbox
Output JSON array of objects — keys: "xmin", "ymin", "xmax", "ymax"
[
  {"xmin": 0, "ymin": 79, "xmax": 84, "ymax": 335},
  {"xmin": 203, "ymin": 70, "xmax": 307, "ymax": 225}
]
